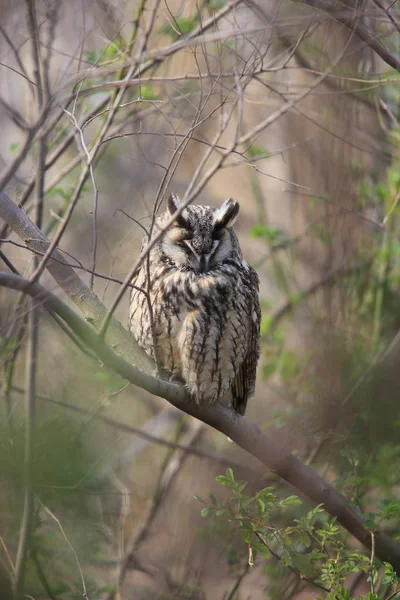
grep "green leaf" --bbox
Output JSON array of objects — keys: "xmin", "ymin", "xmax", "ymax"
[
  {"xmin": 160, "ymin": 16, "xmax": 198, "ymax": 41},
  {"xmin": 104, "ymin": 40, "xmax": 121, "ymax": 60},
  {"xmin": 280, "ymin": 495, "xmax": 302, "ymax": 508},
  {"xmin": 239, "ymin": 523, "xmax": 253, "ymax": 544},
  {"xmin": 312, "ymin": 223, "xmax": 331, "ymax": 246},
  {"xmin": 193, "ymin": 495, "xmax": 206, "ymax": 504},
  {"xmin": 139, "ymin": 84, "xmax": 157, "ymax": 100},
  {"xmin": 290, "ymin": 529, "xmax": 311, "ymax": 548},
  {"xmin": 382, "ymin": 501, "xmax": 400, "ymax": 520},
  {"xmin": 10, "ymin": 142, "xmax": 20, "ymax": 154},
  {"xmin": 251, "ymin": 224, "xmax": 286, "ymax": 245},
  {"xmin": 262, "ymin": 362, "xmax": 277, "ymax": 378},
  {"xmin": 290, "ymin": 551, "xmax": 319, "ymax": 580},
  {"xmin": 85, "ymin": 49, "xmax": 99, "ymax": 64},
  {"xmin": 388, "ymin": 166, "xmax": 400, "ymax": 189},
  {"xmin": 216, "ymin": 468, "xmax": 237, "ymax": 488},
  {"xmin": 226, "ymin": 468, "xmax": 234, "ymax": 482},
  {"xmin": 278, "ymin": 350, "xmax": 300, "ymax": 382},
  {"xmin": 245, "ymin": 143, "xmax": 268, "ymax": 158},
  {"xmin": 206, "ymin": 0, "xmax": 227, "ymax": 11},
  {"xmin": 375, "ymin": 182, "xmax": 388, "ymax": 204},
  {"xmin": 325, "ymin": 586, "xmax": 353, "ymax": 600},
  {"xmin": 382, "ymin": 561, "xmax": 398, "ymax": 585},
  {"xmin": 257, "ymin": 498, "xmax": 266, "ymax": 513},
  {"xmin": 251, "ymin": 540, "xmax": 271, "ymax": 558},
  {"xmin": 47, "ymin": 186, "xmax": 72, "ymax": 201}
]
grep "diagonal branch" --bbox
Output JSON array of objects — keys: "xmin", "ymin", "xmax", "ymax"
[
  {"xmin": 293, "ymin": 0, "xmax": 400, "ymax": 73},
  {"xmin": 0, "ymin": 192, "xmax": 154, "ymax": 375},
  {"xmin": 2, "ymin": 193, "xmax": 400, "ymax": 573},
  {"xmin": 1, "ymin": 263, "xmax": 400, "ymax": 572}
]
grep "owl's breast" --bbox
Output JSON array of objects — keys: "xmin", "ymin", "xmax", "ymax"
[{"xmin": 152, "ymin": 268, "xmax": 247, "ymax": 394}]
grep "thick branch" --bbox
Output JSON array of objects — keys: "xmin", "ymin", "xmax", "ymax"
[
  {"xmin": 0, "ymin": 192, "xmax": 154, "ymax": 375},
  {"xmin": 1, "ymin": 268, "xmax": 400, "ymax": 572}
]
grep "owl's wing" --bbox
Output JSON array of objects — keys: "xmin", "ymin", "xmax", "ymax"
[{"xmin": 231, "ymin": 267, "xmax": 261, "ymax": 416}]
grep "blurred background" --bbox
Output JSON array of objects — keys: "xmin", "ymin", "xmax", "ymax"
[{"xmin": 0, "ymin": 0, "xmax": 399, "ymax": 598}]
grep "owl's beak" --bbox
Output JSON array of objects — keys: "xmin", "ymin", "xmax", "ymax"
[{"xmin": 197, "ymin": 254, "xmax": 209, "ymax": 273}]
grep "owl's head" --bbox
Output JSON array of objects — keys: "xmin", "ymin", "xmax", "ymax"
[{"xmin": 158, "ymin": 194, "xmax": 242, "ymax": 273}]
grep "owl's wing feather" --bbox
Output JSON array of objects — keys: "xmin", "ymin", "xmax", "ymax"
[
  {"xmin": 231, "ymin": 267, "xmax": 261, "ymax": 416},
  {"xmin": 231, "ymin": 360, "xmax": 249, "ymax": 416}
]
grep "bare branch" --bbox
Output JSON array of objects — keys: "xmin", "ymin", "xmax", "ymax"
[
  {"xmin": 37, "ymin": 499, "xmax": 89, "ymax": 600},
  {"xmin": 1, "ymin": 269, "xmax": 400, "ymax": 572},
  {"xmin": 13, "ymin": 297, "xmax": 38, "ymax": 600},
  {"xmin": 9, "ymin": 385, "xmax": 246, "ymax": 469},
  {"xmin": 294, "ymin": 0, "xmax": 400, "ymax": 73},
  {"xmin": 0, "ymin": 192, "xmax": 154, "ymax": 375}
]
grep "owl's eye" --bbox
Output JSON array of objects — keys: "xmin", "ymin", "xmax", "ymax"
[
  {"xmin": 174, "ymin": 214, "xmax": 188, "ymax": 229},
  {"xmin": 176, "ymin": 230, "xmax": 193, "ymax": 247},
  {"xmin": 212, "ymin": 226, "xmax": 225, "ymax": 241}
]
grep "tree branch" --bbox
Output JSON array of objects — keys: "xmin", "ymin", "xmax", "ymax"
[
  {"xmin": 0, "ymin": 191, "xmax": 154, "ymax": 375},
  {"xmin": 0, "ymin": 266, "xmax": 400, "ymax": 572},
  {"xmin": 293, "ymin": 0, "xmax": 400, "ymax": 73}
]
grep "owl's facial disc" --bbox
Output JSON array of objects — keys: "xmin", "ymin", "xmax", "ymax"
[
  {"xmin": 182, "ymin": 238, "xmax": 221, "ymax": 273},
  {"xmin": 160, "ymin": 196, "xmax": 240, "ymax": 272}
]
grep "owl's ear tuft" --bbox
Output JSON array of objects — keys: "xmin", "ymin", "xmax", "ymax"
[
  {"xmin": 167, "ymin": 193, "xmax": 189, "ymax": 228},
  {"xmin": 214, "ymin": 198, "xmax": 240, "ymax": 229}
]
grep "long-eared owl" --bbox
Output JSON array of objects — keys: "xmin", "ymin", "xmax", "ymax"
[{"xmin": 129, "ymin": 194, "xmax": 261, "ymax": 415}]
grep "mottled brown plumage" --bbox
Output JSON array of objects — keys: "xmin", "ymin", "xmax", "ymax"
[{"xmin": 129, "ymin": 194, "xmax": 261, "ymax": 415}]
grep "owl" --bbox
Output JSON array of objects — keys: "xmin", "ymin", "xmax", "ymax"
[{"xmin": 129, "ymin": 194, "xmax": 261, "ymax": 415}]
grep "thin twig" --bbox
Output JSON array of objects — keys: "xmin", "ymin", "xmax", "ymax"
[
  {"xmin": 8, "ymin": 385, "xmax": 246, "ymax": 469},
  {"xmin": 37, "ymin": 499, "xmax": 89, "ymax": 600},
  {"xmin": 2, "ymin": 270, "xmax": 400, "ymax": 573},
  {"xmin": 223, "ymin": 563, "xmax": 250, "ymax": 600},
  {"xmin": 13, "ymin": 299, "xmax": 38, "ymax": 600},
  {"xmin": 31, "ymin": 546, "xmax": 57, "ymax": 600},
  {"xmin": 294, "ymin": 0, "xmax": 400, "ymax": 73},
  {"xmin": 108, "ymin": 419, "xmax": 204, "ymax": 599},
  {"xmin": 0, "ymin": 535, "xmax": 15, "ymax": 574},
  {"xmin": 62, "ymin": 107, "xmax": 99, "ymax": 290},
  {"xmin": 267, "ymin": 260, "xmax": 372, "ymax": 335},
  {"xmin": 370, "ymin": 531, "xmax": 376, "ymax": 594}
]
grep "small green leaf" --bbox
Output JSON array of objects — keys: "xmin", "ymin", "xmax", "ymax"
[
  {"xmin": 239, "ymin": 528, "xmax": 252, "ymax": 544},
  {"xmin": 139, "ymin": 84, "xmax": 157, "ymax": 100},
  {"xmin": 193, "ymin": 495, "xmax": 206, "ymax": 504},
  {"xmin": 251, "ymin": 541, "xmax": 271, "ymax": 558},
  {"xmin": 160, "ymin": 16, "xmax": 198, "ymax": 41},
  {"xmin": 226, "ymin": 468, "xmax": 234, "ymax": 482},
  {"xmin": 290, "ymin": 551, "xmax": 318, "ymax": 580},
  {"xmin": 245, "ymin": 143, "xmax": 268, "ymax": 158},
  {"xmin": 209, "ymin": 493, "xmax": 217, "ymax": 506},
  {"xmin": 280, "ymin": 495, "xmax": 302, "ymax": 508},
  {"xmin": 10, "ymin": 142, "xmax": 20, "ymax": 154},
  {"xmin": 263, "ymin": 362, "xmax": 277, "ymax": 378},
  {"xmin": 257, "ymin": 498, "xmax": 266, "ymax": 513},
  {"xmin": 104, "ymin": 41, "xmax": 121, "ymax": 60},
  {"xmin": 251, "ymin": 224, "xmax": 286, "ymax": 245}
]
